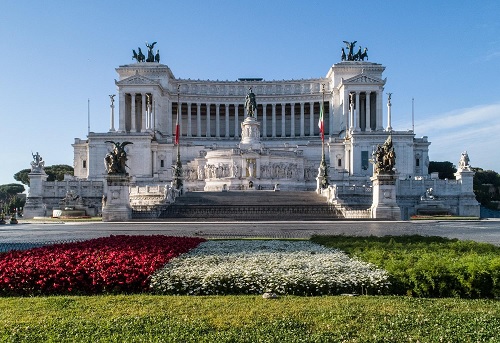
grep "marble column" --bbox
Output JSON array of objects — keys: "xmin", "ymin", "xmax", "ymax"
[
  {"xmin": 187, "ymin": 103, "xmax": 192, "ymax": 137},
  {"xmin": 281, "ymin": 103, "xmax": 286, "ymax": 138},
  {"xmin": 197, "ymin": 103, "xmax": 202, "ymax": 137},
  {"xmin": 366, "ymin": 92, "xmax": 371, "ymax": 131},
  {"xmin": 329, "ymin": 96, "xmax": 334, "ymax": 136},
  {"xmin": 109, "ymin": 97, "xmax": 115, "ymax": 132},
  {"xmin": 152, "ymin": 99, "xmax": 156, "ymax": 131},
  {"xmin": 131, "ymin": 94, "xmax": 136, "ymax": 132},
  {"xmin": 118, "ymin": 92, "xmax": 126, "ymax": 132},
  {"xmin": 206, "ymin": 104, "xmax": 211, "ymax": 137},
  {"xmin": 167, "ymin": 99, "xmax": 172, "ymax": 136},
  {"xmin": 386, "ymin": 95, "xmax": 392, "ymax": 131},
  {"xmin": 272, "ymin": 104, "xmax": 276, "ymax": 138},
  {"xmin": 290, "ymin": 103, "xmax": 295, "ymax": 138},
  {"xmin": 309, "ymin": 102, "xmax": 314, "ymax": 136},
  {"xmin": 141, "ymin": 93, "xmax": 147, "ymax": 132},
  {"xmin": 234, "ymin": 104, "xmax": 239, "ymax": 138},
  {"xmin": 343, "ymin": 90, "xmax": 349, "ymax": 131},
  {"xmin": 355, "ymin": 92, "xmax": 360, "ymax": 132},
  {"xmin": 225, "ymin": 104, "xmax": 230, "ymax": 138},
  {"xmin": 349, "ymin": 93, "xmax": 355, "ymax": 132},
  {"xmin": 215, "ymin": 104, "xmax": 220, "ymax": 137},
  {"xmin": 262, "ymin": 104, "xmax": 267, "ymax": 138},
  {"xmin": 376, "ymin": 91, "xmax": 384, "ymax": 131},
  {"xmin": 300, "ymin": 102, "xmax": 305, "ymax": 137}
]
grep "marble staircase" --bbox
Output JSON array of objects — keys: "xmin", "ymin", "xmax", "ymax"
[{"xmin": 155, "ymin": 191, "xmax": 342, "ymax": 220}]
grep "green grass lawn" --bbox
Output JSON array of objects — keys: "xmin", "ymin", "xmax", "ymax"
[{"xmin": 1, "ymin": 295, "xmax": 499, "ymax": 342}]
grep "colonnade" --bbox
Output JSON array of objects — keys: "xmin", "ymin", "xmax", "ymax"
[
  {"xmin": 174, "ymin": 101, "xmax": 330, "ymax": 139},
  {"xmin": 118, "ymin": 92, "xmax": 155, "ymax": 132},
  {"xmin": 344, "ymin": 90, "xmax": 383, "ymax": 132}
]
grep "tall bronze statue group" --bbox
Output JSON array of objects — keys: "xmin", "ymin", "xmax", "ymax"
[
  {"xmin": 104, "ymin": 141, "xmax": 133, "ymax": 175},
  {"xmin": 341, "ymin": 41, "xmax": 368, "ymax": 61},
  {"xmin": 372, "ymin": 136, "xmax": 396, "ymax": 175},
  {"xmin": 133, "ymin": 41, "xmax": 160, "ymax": 63}
]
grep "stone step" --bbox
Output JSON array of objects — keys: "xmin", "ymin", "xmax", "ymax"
[
  {"xmin": 155, "ymin": 191, "xmax": 342, "ymax": 220},
  {"xmin": 174, "ymin": 191, "xmax": 328, "ymax": 206}
]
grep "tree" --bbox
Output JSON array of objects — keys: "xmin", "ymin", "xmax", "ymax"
[
  {"xmin": 428, "ymin": 161, "xmax": 457, "ymax": 180},
  {"xmin": 0, "ymin": 184, "xmax": 25, "ymax": 199},
  {"xmin": 14, "ymin": 165, "xmax": 74, "ymax": 186},
  {"xmin": 45, "ymin": 165, "xmax": 74, "ymax": 182},
  {"xmin": 472, "ymin": 168, "xmax": 500, "ymax": 210},
  {"xmin": 0, "ymin": 183, "xmax": 25, "ymax": 214},
  {"xmin": 13, "ymin": 169, "xmax": 30, "ymax": 185}
]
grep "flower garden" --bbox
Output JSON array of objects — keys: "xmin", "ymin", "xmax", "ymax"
[
  {"xmin": 0, "ymin": 235, "xmax": 205, "ymax": 296},
  {"xmin": 2, "ymin": 234, "xmax": 500, "ymax": 298},
  {"xmin": 149, "ymin": 240, "xmax": 390, "ymax": 296},
  {"xmin": 1, "ymin": 236, "xmax": 390, "ymax": 296}
]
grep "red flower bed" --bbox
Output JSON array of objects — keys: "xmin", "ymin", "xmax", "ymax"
[{"xmin": 0, "ymin": 235, "xmax": 205, "ymax": 296}]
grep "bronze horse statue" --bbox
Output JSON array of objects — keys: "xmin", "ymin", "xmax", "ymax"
[{"xmin": 132, "ymin": 48, "xmax": 145, "ymax": 62}]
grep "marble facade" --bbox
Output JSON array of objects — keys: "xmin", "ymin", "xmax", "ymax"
[{"xmin": 65, "ymin": 45, "xmax": 480, "ymax": 219}]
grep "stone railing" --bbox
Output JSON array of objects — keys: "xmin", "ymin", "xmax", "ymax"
[
  {"xmin": 129, "ymin": 184, "xmax": 182, "ymax": 210},
  {"xmin": 177, "ymin": 79, "xmax": 328, "ymax": 97},
  {"xmin": 340, "ymin": 208, "xmax": 372, "ymax": 219},
  {"xmin": 42, "ymin": 180, "xmax": 103, "ymax": 198},
  {"xmin": 397, "ymin": 178, "xmax": 461, "ymax": 198}
]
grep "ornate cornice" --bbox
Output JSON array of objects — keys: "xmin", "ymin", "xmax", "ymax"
[
  {"xmin": 115, "ymin": 74, "xmax": 160, "ymax": 86},
  {"xmin": 342, "ymin": 74, "xmax": 386, "ymax": 85}
]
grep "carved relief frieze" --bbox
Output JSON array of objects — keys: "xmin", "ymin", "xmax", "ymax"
[
  {"xmin": 117, "ymin": 75, "xmax": 159, "ymax": 86},
  {"xmin": 343, "ymin": 74, "xmax": 385, "ymax": 85}
]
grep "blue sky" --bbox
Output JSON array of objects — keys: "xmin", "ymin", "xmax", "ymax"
[{"xmin": 1, "ymin": 0, "xmax": 499, "ymax": 186}]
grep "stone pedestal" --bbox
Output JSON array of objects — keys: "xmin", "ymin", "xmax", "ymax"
[
  {"xmin": 23, "ymin": 171, "xmax": 48, "ymax": 218},
  {"xmin": 370, "ymin": 173, "xmax": 401, "ymax": 220},
  {"xmin": 239, "ymin": 116, "xmax": 261, "ymax": 150},
  {"xmin": 102, "ymin": 174, "xmax": 132, "ymax": 222},
  {"xmin": 316, "ymin": 175, "xmax": 326, "ymax": 194},
  {"xmin": 454, "ymin": 169, "xmax": 480, "ymax": 217}
]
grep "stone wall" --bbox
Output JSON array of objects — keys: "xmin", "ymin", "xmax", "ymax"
[
  {"xmin": 24, "ymin": 178, "xmax": 103, "ymax": 218},
  {"xmin": 324, "ymin": 172, "xmax": 480, "ymax": 220}
]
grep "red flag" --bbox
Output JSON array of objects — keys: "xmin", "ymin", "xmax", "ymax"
[{"xmin": 174, "ymin": 106, "xmax": 180, "ymax": 145}]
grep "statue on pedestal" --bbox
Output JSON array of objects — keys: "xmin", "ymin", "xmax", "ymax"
[
  {"xmin": 104, "ymin": 141, "xmax": 133, "ymax": 174},
  {"xmin": 30, "ymin": 152, "xmax": 45, "ymax": 173},
  {"xmin": 372, "ymin": 136, "xmax": 396, "ymax": 174},
  {"xmin": 458, "ymin": 151, "xmax": 471, "ymax": 171},
  {"xmin": 245, "ymin": 87, "xmax": 257, "ymax": 118}
]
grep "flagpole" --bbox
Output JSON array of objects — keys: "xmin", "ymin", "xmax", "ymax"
[
  {"xmin": 321, "ymin": 85, "xmax": 325, "ymax": 160},
  {"xmin": 318, "ymin": 84, "xmax": 329, "ymax": 190},
  {"xmin": 87, "ymin": 98, "xmax": 90, "ymax": 135},
  {"xmin": 173, "ymin": 84, "xmax": 183, "ymax": 193},
  {"xmin": 412, "ymin": 97, "xmax": 415, "ymax": 133}
]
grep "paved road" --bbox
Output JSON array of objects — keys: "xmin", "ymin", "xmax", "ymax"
[{"xmin": 1, "ymin": 219, "xmax": 500, "ymax": 246}]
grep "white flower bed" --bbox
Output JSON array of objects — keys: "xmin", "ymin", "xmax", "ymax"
[{"xmin": 149, "ymin": 240, "xmax": 390, "ymax": 296}]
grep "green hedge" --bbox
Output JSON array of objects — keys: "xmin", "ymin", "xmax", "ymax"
[{"xmin": 311, "ymin": 235, "xmax": 500, "ymax": 298}]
